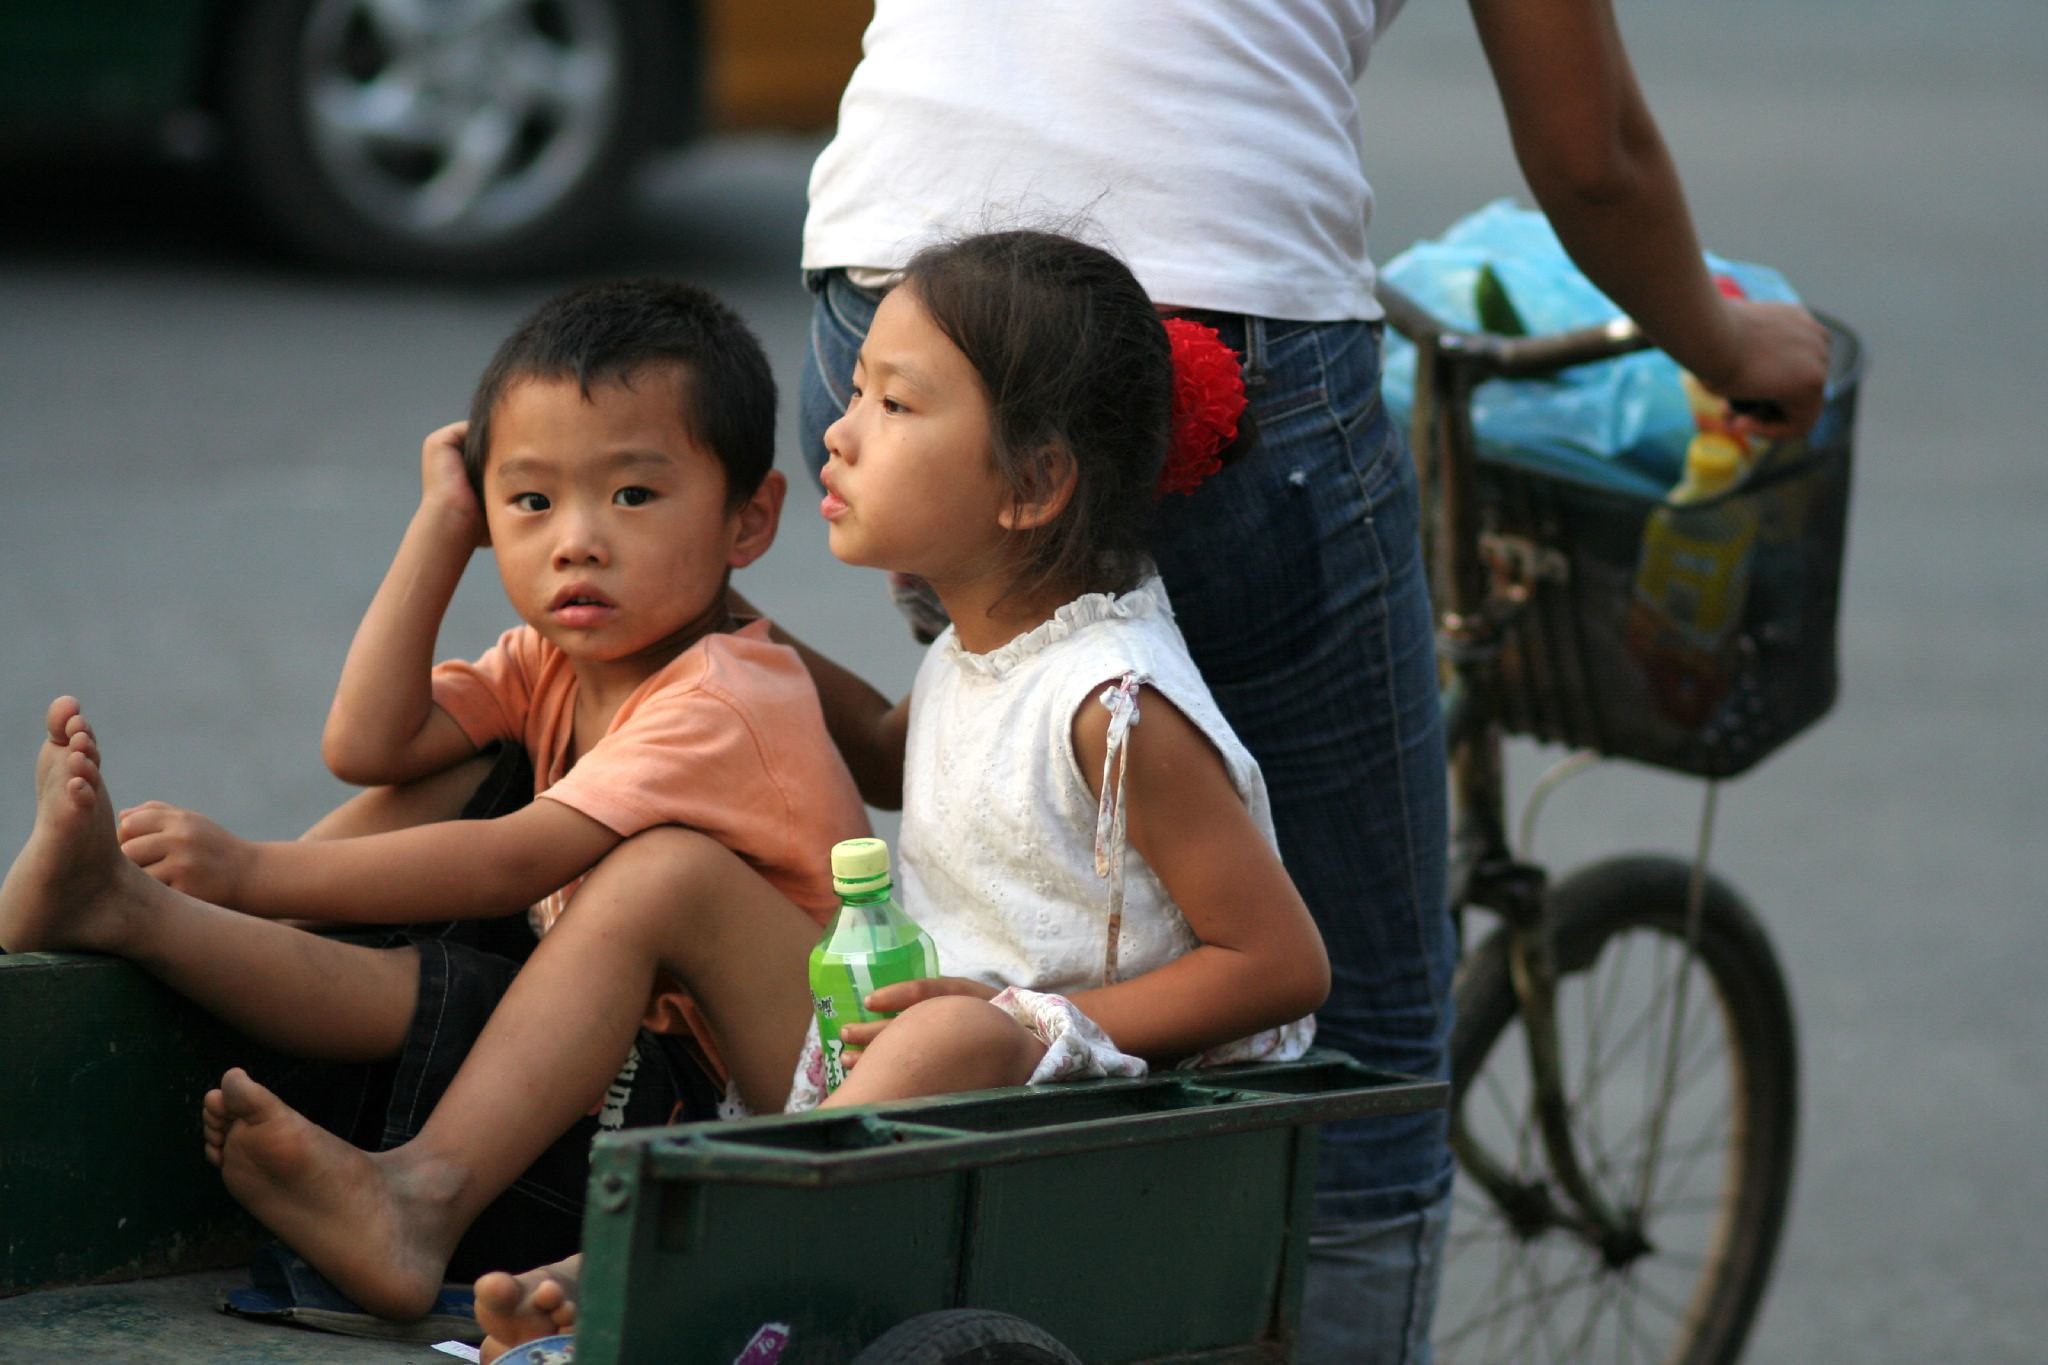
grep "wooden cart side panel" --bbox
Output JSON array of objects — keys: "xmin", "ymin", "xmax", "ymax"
[{"xmin": 1, "ymin": 953, "xmax": 265, "ymax": 1293}]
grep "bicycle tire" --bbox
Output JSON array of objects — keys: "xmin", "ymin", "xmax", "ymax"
[{"xmin": 1435, "ymin": 854, "xmax": 1798, "ymax": 1364}]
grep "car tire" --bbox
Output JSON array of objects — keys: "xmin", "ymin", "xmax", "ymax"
[{"xmin": 220, "ymin": 0, "xmax": 679, "ymax": 275}]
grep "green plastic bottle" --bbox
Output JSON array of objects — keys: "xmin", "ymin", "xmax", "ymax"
[{"xmin": 808, "ymin": 837, "xmax": 939, "ymax": 1094}]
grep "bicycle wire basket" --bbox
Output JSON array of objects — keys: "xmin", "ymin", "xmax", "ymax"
[{"xmin": 1472, "ymin": 315, "xmax": 1863, "ymax": 778}]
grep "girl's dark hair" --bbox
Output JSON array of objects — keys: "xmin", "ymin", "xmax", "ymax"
[
  {"xmin": 464, "ymin": 278, "xmax": 776, "ymax": 510},
  {"xmin": 897, "ymin": 230, "xmax": 1170, "ymax": 599}
]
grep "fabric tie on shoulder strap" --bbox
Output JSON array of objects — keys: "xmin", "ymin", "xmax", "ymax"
[{"xmin": 1093, "ymin": 672, "xmax": 1148, "ymax": 985}]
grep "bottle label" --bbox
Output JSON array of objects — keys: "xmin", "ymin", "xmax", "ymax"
[
  {"xmin": 1626, "ymin": 502, "xmax": 1759, "ymax": 728},
  {"xmin": 810, "ymin": 935, "xmax": 940, "ymax": 1092}
]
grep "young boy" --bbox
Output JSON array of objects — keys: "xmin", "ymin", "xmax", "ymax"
[{"xmin": 0, "ymin": 279, "xmax": 868, "ymax": 1323}]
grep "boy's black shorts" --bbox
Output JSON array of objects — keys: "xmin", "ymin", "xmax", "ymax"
[{"xmin": 289, "ymin": 744, "xmax": 723, "ymax": 1280}]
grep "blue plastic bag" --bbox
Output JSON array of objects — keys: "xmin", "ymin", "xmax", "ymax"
[{"xmin": 1379, "ymin": 200, "xmax": 1800, "ymax": 497}]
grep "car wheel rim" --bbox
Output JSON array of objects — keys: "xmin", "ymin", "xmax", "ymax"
[{"xmin": 298, "ymin": 0, "xmax": 624, "ymax": 245}]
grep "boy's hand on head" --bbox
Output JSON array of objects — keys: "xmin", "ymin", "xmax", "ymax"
[
  {"xmin": 118, "ymin": 801, "xmax": 254, "ymax": 907},
  {"xmin": 419, "ymin": 420, "xmax": 488, "ymax": 548}
]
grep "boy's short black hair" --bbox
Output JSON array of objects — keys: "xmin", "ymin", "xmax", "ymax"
[{"xmin": 465, "ymin": 279, "xmax": 776, "ymax": 509}]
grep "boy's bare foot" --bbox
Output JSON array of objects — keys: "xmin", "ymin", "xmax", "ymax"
[
  {"xmin": 213, "ymin": 1066, "xmax": 468, "ymax": 1322},
  {"xmin": 476, "ymin": 1256, "xmax": 581, "ymax": 1363},
  {"xmin": 0, "ymin": 697, "xmax": 163, "ymax": 954},
  {"xmin": 201, "ymin": 1086, "xmax": 230, "ymax": 1167}
]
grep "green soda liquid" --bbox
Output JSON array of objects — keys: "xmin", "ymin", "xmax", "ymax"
[{"xmin": 809, "ymin": 837, "xmax": 939, "ymax": 1094}]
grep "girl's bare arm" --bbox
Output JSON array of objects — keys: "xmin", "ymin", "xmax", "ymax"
[
  {"xmin": 1061, "ymin": 690, "xmax": 1331, "ymax": 1063},
  {"xmin": 322, "ymin": 421, "xmax": 488, "ymax": 786}
]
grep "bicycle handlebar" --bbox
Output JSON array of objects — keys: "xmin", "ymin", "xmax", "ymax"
[{"xmin": 1377, "ymin": 281, "xmax": 1650, "ymax": 380}]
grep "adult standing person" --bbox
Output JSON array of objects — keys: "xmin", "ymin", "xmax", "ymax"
[{"xmin": 795, "ymin": 3, "xmax": 1829, "ymax": 1359}]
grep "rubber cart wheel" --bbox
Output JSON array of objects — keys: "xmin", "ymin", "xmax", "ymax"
[{"xmin": 851, "ymin": 1308, "xmax": 1082, "ymax": 1365}]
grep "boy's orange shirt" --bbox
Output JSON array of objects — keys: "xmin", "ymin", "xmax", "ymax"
[{"xmin": 430, "ymin": 616, "xmax": 870, "ymax": 1076}]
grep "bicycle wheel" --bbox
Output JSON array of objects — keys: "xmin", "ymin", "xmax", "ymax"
[{"xmin": 1435, "ymin": 854, "xmax": 1798, "ymax": 1364}]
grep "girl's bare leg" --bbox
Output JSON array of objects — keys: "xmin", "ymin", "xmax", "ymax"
[
  {"xmin": 211, "ymin": 826, "xmax": 818, "ymax": 1321},
  {"xmin": 0, "ymin": 698, "xmax": 419, "ymax": 1059},
  {"xmin": 820, "ymin": 996, "xmax": 1046, "ymax": 1108},
  {"xmin": 476, "ymin": 1255, "xmax": 581, "ymax": 1362}
]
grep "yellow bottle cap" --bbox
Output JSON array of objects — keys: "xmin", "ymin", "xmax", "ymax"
[
  {"xmin": 1683, "ymin": 434, "xmax": 1746, "ymax": 497},
  {"xmin": 831, "ymin": 837, "xmax": 893, "ymax": 895}
]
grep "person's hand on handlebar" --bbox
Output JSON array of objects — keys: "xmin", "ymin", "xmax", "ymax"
[{"xmin": 1696, "ymin": 297, "xmax": 1832, "ymax": 441}]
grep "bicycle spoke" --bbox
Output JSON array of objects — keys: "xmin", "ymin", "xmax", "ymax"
[
  {"xmin": 1643, "ymin": 1195, "xmax": 1728, "ymax": 1219},
  {"xmin": 1602, "ymin": 1085, "xmax": 1729, "ymax": 1189},
  {"xmin": 1446, "ymin": 1209, "xmax": 1524, "ymax": 1253},
  {"xmin": 1634, "ymin": 937, "xmax": 1677, "ymax": 1148},
  {"xmin": 1616, "ymin": 1271, "xmax": 1650, "ymax": 1365},
  {"xmin": 1564, "ymin": 942, "xmax": 1718, "ymax": 1212},
  {"xmin": 1447, "ymin": 1227, "xmax": 1518, "ymax": 1257},
  {"xmin": 1592, "ymin": 1070, "xmax": 1734, "ymax": 1223},
  {"xmin": 1478, "ymin": 1218, "xmax": 1527, "ymax": 1360},
  {"xmin": 1580, "ymin": 927, "xmax": 1634, "ymax": 1156},
  {"xmin": 1572, "ymin": 942, "xmax": 1683, "ymax": 1115},
  {"xmin": 1620, "ymin": 1267, "xmax": 1694, "ymax": 1324},
  {"xmin": 1520, "ymin": 1246, "xmax": 1574, "ymax": 1363},
  {"xmin": 1476, "ymin": 1022, "xmax": 1545, "ymax": 1180},
  {"xmin": 1569, "ymin": 1269, "xmax": 1621, "ymax": 1359},
  {"xmin": 1450, "ymin": 1189, "xmax": 1511, "ymax": 1224},
  {"xmin": 1477, "ymin": 1040, "xmax": 1536, "ymax": 1171},
  {"xmin": 1574, "ymin": 948, "xmax": 1647, "ymax": 1108},
  {"xmin": 1636, "ymin": 931, "xmax": 1714, "ymax": 1210},
  {"xmin": 1565, "ymin": 968, "xmax": 1669, "ymax": 1201},
  {"xmin": 1569, "ymin": 976, "xmax": 1627, "ymax": 1199},
  {"xmin": 1670, "ymin": 993, "xmax": 1732, "ymax": 1092},
  {"xmin": 1442, "ymin": 1259, "xmax": 1610, "ymax": 1350},
  {"xmin": 1652, "ymin": 1138, "xmax": 1730, "ymax": 1219}
]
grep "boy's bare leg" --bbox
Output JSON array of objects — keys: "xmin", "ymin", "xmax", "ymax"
[
  {"xmin": 0, "ymin": 698, "xmax": 419, "ymax": 1060},
  {"xmin": 211, "ymin": 825, "xmax": 817, "ymax": 1321},
  {"xmin": 476, "ymin": 1255, "xmax": 581, "ymax": 1362}
]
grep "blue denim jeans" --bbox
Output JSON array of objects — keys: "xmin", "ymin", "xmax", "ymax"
[
  {"xmin": 1300, "ymin": 1190, "xmax": 1452, "ymax": 1364},
  {"xmin": 801, "ymin": 270, "xmax": 1456, "ymax": 1359}
]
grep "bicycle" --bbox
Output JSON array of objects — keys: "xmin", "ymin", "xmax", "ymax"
[{"xmin": 1378, "ymin": 281, "xmax": 1864, "ymax": 1363}]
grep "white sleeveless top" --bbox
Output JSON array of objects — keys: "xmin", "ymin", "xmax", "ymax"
[
  {"xmin": 898, "ymin": 578, "xmax": 1315, "ymax": 1065},
  {"xmin": 803, "ymin": 0, "xmax": 1402, "ymax": 322}
]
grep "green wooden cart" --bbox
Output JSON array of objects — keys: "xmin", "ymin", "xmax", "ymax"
[
  {"xmin": 573, "ymin": 1054, "xmax": 1443, "ymax": 1363},
  {"xmin": 1, "ymin": 951, "xmax": 1443, "ymax": 1362}
]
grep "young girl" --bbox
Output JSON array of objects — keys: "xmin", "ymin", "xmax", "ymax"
[
  {"xmin": 474, "ymin": 230, "xmax": 1329, "ymax": 1356},
  {"xmin": 794, "ymin": 228, "xmax": 1328, "ymax": 1105}
]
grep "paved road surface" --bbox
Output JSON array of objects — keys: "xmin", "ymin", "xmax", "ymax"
[{"xmin": 2, "ymin": 2, "xmax": 2042, "ymax": 1358}]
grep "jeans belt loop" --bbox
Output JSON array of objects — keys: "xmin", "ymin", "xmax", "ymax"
[{"xmin": 1239, "ymin": 314, "xmax": 1266, "ymax": 379}]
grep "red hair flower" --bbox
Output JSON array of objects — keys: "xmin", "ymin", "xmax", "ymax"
[{"xmin": 1158, "ymin": 317, "xmax": 1247, "ymax": 497}]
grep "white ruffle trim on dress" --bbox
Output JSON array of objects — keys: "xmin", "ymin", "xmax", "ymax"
[{"xmin": 944, "ymin": 579, "xmax": 1166, "ymax": 680}]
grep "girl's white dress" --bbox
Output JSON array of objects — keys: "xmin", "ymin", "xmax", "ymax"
[{"xmin": 787, "ymin": 578, "xmax": 1314, "ymax": 1111}]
